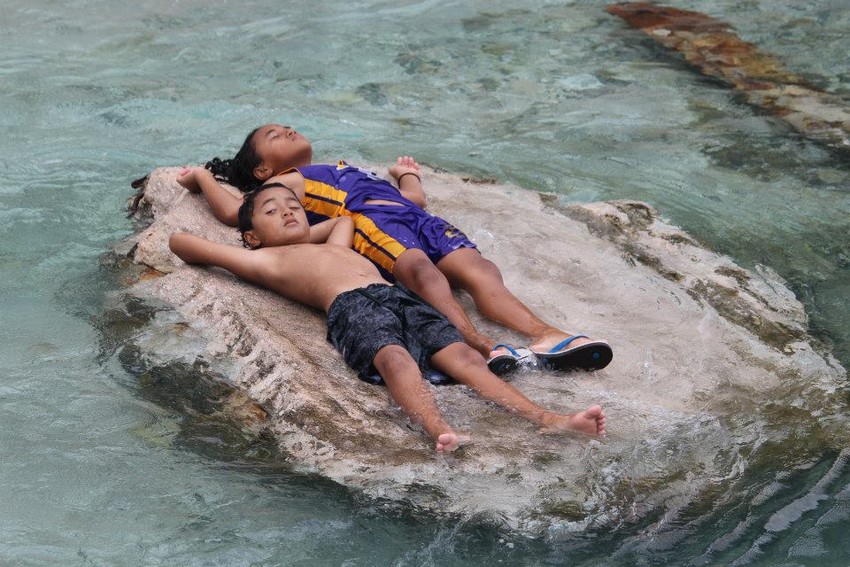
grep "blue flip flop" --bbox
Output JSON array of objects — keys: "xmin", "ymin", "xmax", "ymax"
[
  {"xmin": 532, "ymin": 335, "xmax": 613, "ymax": 371},
  {"xmin": 487, "ymin": 343, "xmax": 532, "ymax": 376}
]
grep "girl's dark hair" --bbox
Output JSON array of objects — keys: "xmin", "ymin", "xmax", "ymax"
[{"xmin": 205, "ymin": 126, "xmax": 263, "ymax": 193}]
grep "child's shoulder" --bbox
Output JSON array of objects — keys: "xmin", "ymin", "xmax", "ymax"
[
  {"xmin": 267, "ymin": 170, "xmax": 302, "ymax": 183},
  {"xmin": 265, "ymin": 170, "xmax": 305, "ymax": 194}
]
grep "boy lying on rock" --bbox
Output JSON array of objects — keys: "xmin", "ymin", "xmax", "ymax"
[{"xmin": 168, "ymin": 182, "xmax": 606, "ymax": 452}]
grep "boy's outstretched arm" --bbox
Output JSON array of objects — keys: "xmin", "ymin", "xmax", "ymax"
[
  {"xmin": 177, "ymin": 167, "xmax": 243, "ymax": 227},
  {"xmin": 169, "ymin": 233, "xmax": 262, "ymax": 283},
  {"xmin": 309, "ymin": 216, "xmax": 355, "ymax": 248}
]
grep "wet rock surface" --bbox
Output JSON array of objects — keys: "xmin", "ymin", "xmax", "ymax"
[{"xmin": 110, "ymin": 166, "xmax": 847, "ymax": 534}]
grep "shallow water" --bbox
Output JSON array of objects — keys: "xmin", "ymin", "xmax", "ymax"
[{"xmin": 1, "ymin": 0, "xmax": 849, "ymax": 564}]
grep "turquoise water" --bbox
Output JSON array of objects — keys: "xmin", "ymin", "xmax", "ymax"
[{"xmin": 1, "ymin": 0, "xmax": 849, "ymax": 564}]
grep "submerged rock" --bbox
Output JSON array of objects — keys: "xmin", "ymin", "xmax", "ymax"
[
  {"xmin": 607, "ymin": 2, "xmax": 850, "ymax": 154},
  {"xmin": 112, "ymin": 166, "xmax": 847, "ymax": 534}
]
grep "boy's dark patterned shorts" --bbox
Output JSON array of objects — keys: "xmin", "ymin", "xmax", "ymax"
[{"xmin": 325, "ymin": 283, "xmax": 463, "ymax": 381}]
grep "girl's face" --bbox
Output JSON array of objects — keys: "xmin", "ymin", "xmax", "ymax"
[{"xmin": 251, "ymin": 124, "xmax": 313, "ymax": 179}]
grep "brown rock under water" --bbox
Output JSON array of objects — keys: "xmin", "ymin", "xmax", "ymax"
[{"xmin": 607, "ymin": 2, "xmax": 850, "ymax": 152}]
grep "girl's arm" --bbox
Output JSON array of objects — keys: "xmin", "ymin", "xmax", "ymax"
[
  {"xmin": 389, "ymin": 156, "xmax": 427, "ymax": 208},
  {"xmin": 177, "ymin": 167, "xmax": 243, "ymax": 227},
  {"xmin": 309, "ymin": 216, "xmax": 355, "ymax": 248},
  {"xmin": 397, "ymin": 174, "xmax": 426, "ymax": 208}
]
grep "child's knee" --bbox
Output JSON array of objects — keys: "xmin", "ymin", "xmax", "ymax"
[
  {"xmin": 470, "ymin": 256, "xmax": 502, "ymax": 280},
  {"xmin": 438, "ymin": 342, "xmax": 487, "ymax": 370},
  {"xmin": 458, "ymin": 346, "xmax": 487, "ymax": 369},
  {"xmin": 451, "ymin": 258, "xmax": 504, "ymax": 293},
  {"xmin": 395, "ymin": 253, "xmax": 446, "ymax": 289},
  {"xmin": 373, "ymin": 344, "xmax": 417, "ymax": 373}
]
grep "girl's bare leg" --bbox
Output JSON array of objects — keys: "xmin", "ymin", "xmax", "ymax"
[
  {"xmin": 372, "ymin": 344, "xmax": 461, "ymax": 452},
  {"xmin": 429, "ymin": 343, "xmax": 606, "ymax": 436},
  {"xmin": 392, "ymin": 249, "xmax": 496, "ymax": 358},
  {"xmin": 436, "ymin": 248, "xmax": 599, "ymax": 352}
]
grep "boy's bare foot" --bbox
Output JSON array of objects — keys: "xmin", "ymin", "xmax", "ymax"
[
  {"xmin": 388, "ymin": 155, "xmax": 421, "ymax": 181},
  {"xmin": 540, "ymin": 405, "xmax": 606, "ymax": 436},
  {"xmin": 435, "ymin": 432, "xmax": 472, "ymax": 453},
  {"xmin": 436, "ymin": 432, "xmax": 459, "ymax": 453}
]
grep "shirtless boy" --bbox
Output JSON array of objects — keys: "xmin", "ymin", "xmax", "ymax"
[
  {"xmin": 168, "ymin": 183, "xmax": 606, "ymax": 452},
  {"xmin": 177, "ymin": 124, "xmax": 613, "ymax": 375}
]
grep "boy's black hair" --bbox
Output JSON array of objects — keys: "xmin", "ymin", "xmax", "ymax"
[
  {"xmin": 236, "ymin": 182, "xmax": 299, "ymax": 248},
  {"xmin": 206, "ymin": 127, "xmax": 264, "ymax": 193},
  {"xmin": 236, "ymin": 188, "xmax": 261, "ymax": 247}
]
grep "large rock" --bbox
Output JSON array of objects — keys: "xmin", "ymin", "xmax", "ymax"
[{"xmin": 113, "ymin": 166, "xmax": 847, "ymax": 534}]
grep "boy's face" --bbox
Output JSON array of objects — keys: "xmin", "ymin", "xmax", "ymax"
[
  {"xmin": 243, "ymin": 187, "xmax": 311, "ymax": 248},
  {"xmin": 252, "ymin": 124, "xmax": 313, "ymax": 180}
]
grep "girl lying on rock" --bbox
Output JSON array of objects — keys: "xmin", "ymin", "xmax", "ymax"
[
  {"xmin": 177, "ymin": 124, "xmax": 613, "ymax": 376},
  {"xmin": 168, "ymin": 182, "xmax": 606, "ymax": 453}
]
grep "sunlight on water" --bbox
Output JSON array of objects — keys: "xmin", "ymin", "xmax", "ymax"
[{"xmin": 1, "ymin": 0, "xmax": 849, "ymax": 564}]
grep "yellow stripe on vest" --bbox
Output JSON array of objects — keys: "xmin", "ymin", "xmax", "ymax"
[
  {"xmin": 351, "ymin": 213, "xmax": 407, "ymax": 273},
  {"xmin": 303, "ymin": 179, "xmax": 347, "ymax": 219}
]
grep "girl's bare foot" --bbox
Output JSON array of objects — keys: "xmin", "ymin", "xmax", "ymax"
[{"xmin": 540, "ymin": 405, "xmax": 606, "ymax": 436}]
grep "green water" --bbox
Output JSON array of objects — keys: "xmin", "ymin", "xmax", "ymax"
[{"xmin": 2, "ymin": 0, "xmax": 849, "ymax": 564}]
